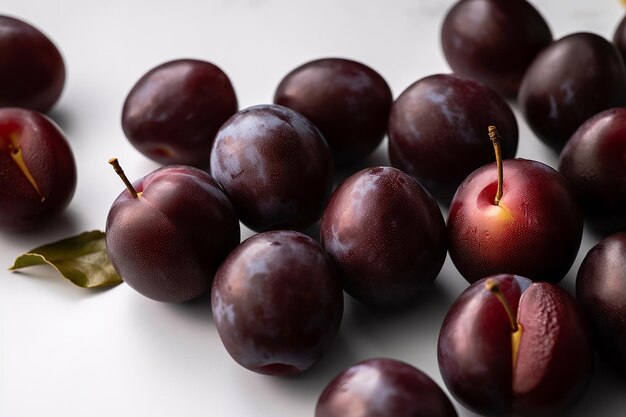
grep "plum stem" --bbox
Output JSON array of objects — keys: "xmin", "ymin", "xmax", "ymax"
[
  {"xmin": 108, "ymin": 158, "xmax": 138, "ymax": 198},
  {"xmin": 488, "ymin": 126, "xmax": 503, "ymax": 206},
  {"xmin": 484, "ymin": 278, "xmax": 518, "ymax": 332}
]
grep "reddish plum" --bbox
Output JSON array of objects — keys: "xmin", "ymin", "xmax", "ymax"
[
  {"xmin": 0, "ymin": 108, "xmax": 76, "ymax": 231},
  {"xmin": 448, "ymin": 127, "xmax": 582, "ymax": 283}
]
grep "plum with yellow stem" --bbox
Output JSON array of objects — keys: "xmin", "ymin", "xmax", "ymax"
[
  {"xmin": 438, "ymin": 274, "xmax": 593, "ymax": 416},
  {"xmin": 447, "ymin": 126, "xmax": 583, "ymax": 283},
  {"xmin": 0, "ymin": 108, "xmax": 76, "ymax": 231}
]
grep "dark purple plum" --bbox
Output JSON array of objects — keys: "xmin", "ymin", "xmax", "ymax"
[
  {"xmin": 122, "ymin": 59, "xmax": 237, "ymax": 167},
  {"xmin": 320, "ymin": 166, "xmax": 446, "ymax": 307},
  {"xmin": 577, "ymin": 232, "xmax": 626, "ymax": 370},
  {"xmin": 0, "ymin": 16, "xmax": 65, "ymax": 112},
  {"xmin": 441, "ymin": 0, "xmax": 552, "ymax": 97},
  {"xmin": 388, "ymin": 73, "xmax": 517, "ymax": 203},
  {"xmin": 316, "ymin": 358, "xmax": 458, "ymax": 417},
  {"xmin": 559, "ymin": 108, "xmax": 626, "ymax": 234},
  {"xmin": 0, "ymin": 108, "xmax": 76, "ymax": 231},
  {"xmin": 211, "ymin": 230, "xmax": 343, "ymax": 376},
  {"xmin": 438, "ymin": 274, "xmax": 593, "ymax": 416},
  {"xmin": 518, "ymin": 32, "xmax": 626, "ymax": 151},
  {"xmin": 106, "ymin": 163, "xmax": 240, "ymax": 302},
  {"xmin": 274, "ymin": 58, "xmax": 392, "ymax": 166},
  {"xmin": 210, "ymin": 104, "xmax": 333, "ymax": 232}
]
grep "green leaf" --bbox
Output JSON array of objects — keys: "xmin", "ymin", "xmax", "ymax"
[{"xmin": 9, "ymin": 230, "xmax": 123, "ymax": 288}]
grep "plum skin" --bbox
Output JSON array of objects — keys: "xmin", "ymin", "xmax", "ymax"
[
  {"xmin": 0, "ymin": 15, "xmax": 65, "ymax": 112},
  {"xmin": 388, "ymin": 73, "xmax": 518, "ymax": 203},
  {"xmin": 106, "ymin": 165, "xmax": 240, "ymax": 302},
  {"xmin": 316, "ymin": 358, "xmax": 458, "ymax": 417},
  {"xmin": 438, "ymin": 274, "xmax": 593, "ymax": 416},
  {"xmin": 320, "ymin": 166, "xmax": 447, "ymax": 307},
  {"xmin": 0, "ymin": 108, "xmax": 76, "ymax": 231},
  {"xmin": 448, "ymin": 159, "xmax": 583, "ymax": 284},
  {"xmin": 274, "ymin": 57, "xmax": 392, "ymax": 166},
  {"xmin": 576, "ymin": 232, "xmax": 626, "ymax": 370},
  {"xmin": 441, "ymin": 0, "xmax": 552, "ymax": 97},
  {"xmin": 122, "ymin": 59, "xmax": 238, "ymax": 168},
  {"xmin": 210, "ymin": 104, "xmax": 333, "ymax": 232},
  {"xmin": 211, "ymin": 230, "xmax": 343, "ymax": 376},
  {"xmin": 558, "ymin": 107, "xmax": 626, "ymax": 234},
  {"xmin": 518, "ymin": 32, "xmax": 626, "ymax": 151}
]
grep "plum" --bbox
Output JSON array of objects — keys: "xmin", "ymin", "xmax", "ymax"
[
  {"xmin": 210, "ymin": 104, "xmax": 333, "ymax": 232},
  {"xmin": 559, "ymin": 107, "xmax": 626, "ymax": 234},
  {"xmin": 518, "ymin": 32, "xmax": 626, "ymax": 151},
  {"xmin": 0, "ymin": 108, "xmax": 76, "ymax": 231},
  {"xmin": 106, "ymin": 162, "xmax": 240, "ymax": 302},
  {"xmin": 316, "ymin": 358, "xmax": 457, "ymax": 417},
  {"xmin": 438, "ymin": 274, "xmax": 593, "ymax": 416},
  {"xmin": 441, "ymin": 0, "xmax": 552, "ymax": 97},
  {"xmin": 388, "ymin": 74, "xmax": 517, "ymax": 203},
  {"xmin": 320, "ymin": 166, "xmax": 446, "ymax": 306},
  {"xmin": 211, "ymin": 230, "xmax": 343, "ymax": 375},
  {"xmin": 0, "ymin": 15, "xmax": 65, "ymax": 112},
  {"xmin": 122, "ymin": 59, "xmax": 237, "ymax": 167},
  {"xmin": 577, "ymin": 232, "xmax": 626, "ymax": 370},
  {"xmin": 274, "ymin": 58, "xmax": 392, "ymax": 166},
  {"xmin": 448, "ymin": 127, "xmax": 582, "ymax": 283}
]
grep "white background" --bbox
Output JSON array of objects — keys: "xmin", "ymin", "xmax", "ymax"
[{"xmin": 1, "ymin": 0, "xmax": 626, "ymax": 416}]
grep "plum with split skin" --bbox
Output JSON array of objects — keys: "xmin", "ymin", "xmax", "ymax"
[
  {"xmin": 438, "ymin": 274, "xmax": 593, "ymax": 416},
  {"xmin": 0, "ymin": 108, "xmax": 76, "ymax": 231}
]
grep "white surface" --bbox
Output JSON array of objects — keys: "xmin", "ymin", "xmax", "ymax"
[{"xmin": 1, "ymin": 0, "xmax": 626, "ymax": 416}]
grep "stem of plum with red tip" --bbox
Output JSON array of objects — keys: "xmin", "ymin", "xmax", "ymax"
[
  {"xmin": 484, "ymin": 278, "xmax": 518, "ymax": 332},
  {"xmin": 488, "ymin": 125, "xmax": 503, "ymax": 206},
  {"xmin": 108, "ymin": 157, "xmax": 138, "ymax": 198}
]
